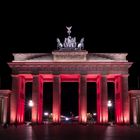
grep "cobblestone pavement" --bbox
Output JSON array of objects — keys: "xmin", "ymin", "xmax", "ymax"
[{"xmin": 0, "ymin": 124, "xmax": 140, "ymax": 140}]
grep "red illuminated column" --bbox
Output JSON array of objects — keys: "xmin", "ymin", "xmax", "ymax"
[
  {"xmin": 15, "ymin": 76, "xmax": 25, "ymax": 123},
  {"xmin": 96, "ymin": 75, "xmax": 101, "ymax": 123},
  {"xmin": 122, "ymin": 75, "xmax": 129, "ymax": 124},
  {"xmin": 10, "ymin": 75, "xmax": 20, "ymax": 123},
  {"xmin": 53, "ymin": 75, "xmax": 61, "ymax": 123},
  {"xmin": 10, "ymin": 75, "xmax": 25, "ymax": 124},
  {"xmin": 37, "ymin": 76, "xmax": 43, "ymax": 124},
  {"xmin": 97, "ymin": 75, "xmax": 108, "ymax": 123},
  {"xmin": 32, "ymin": 75, "xmax": 43, "ymax": 123},
  {"xmin": 19, "ymin": 76, "xmax": 25, "ymax": 123},
  {"xmin": 79, "ymin": 75, "xmax": 87, "ymax": 123},
  {"xmin": 114, "ymin": 75, "xmax": 123, "ymax": 123}
]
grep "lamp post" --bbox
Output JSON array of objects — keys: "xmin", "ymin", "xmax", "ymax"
[
  {"xmin": 108, "ymin": 100, "xmax": 113, "ymax": 123},
  {"xmin": 44, "ymin": 112, "xmax": 49, "ymax": 116},
  {"xmin": 108, "ymin": 100, "xmax": 112, "ymax": 108},
  {"xmin": 28, "ymin": 100, "xmax": 34, "ymax": 122}
]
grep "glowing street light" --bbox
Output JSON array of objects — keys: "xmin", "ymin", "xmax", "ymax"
[
  {"xmin": 93, "ymin": 113, "xmax": 97, "ymax": 116},
  {"xmin": 44, "ymin": 112, "xmax": 49, "ymax": 116},
  {"xmin": 108, "ymin": 100, "xmax": 112, "ymax": 107},
  {"xmin": 65, "ymin": 117, "xmax": 69, "ymax": 121},
  {"xmin": 28, "ymin": 100, "xmax": 34, "ymax": 107},
  {"xmin": 28, "ymin": 100, "xmax": 34, "ymax": 122}
]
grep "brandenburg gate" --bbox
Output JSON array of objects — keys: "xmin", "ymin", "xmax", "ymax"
[{"xmin": 8, "ymin": 27, "xmax": 132, "ymax": 124}]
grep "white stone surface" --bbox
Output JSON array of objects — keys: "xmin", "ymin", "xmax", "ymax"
[{"xmin": 12, "ymin": 52, "xmax": 128, "ymax": 62}]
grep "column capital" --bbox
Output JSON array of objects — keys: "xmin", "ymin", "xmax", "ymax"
[
  {"xmin": 122, "ymin": 74, "xmax": 129, "ymax": 78},
  {"xmin": 32, "ymin": 74, "xmax": 39, "ymax": 78},
  {"xmin": 80, "ymin": 74, "xmax": 87, "ymax": 78},
  {"xmin": 53, "ymin": 74, "xmax": 60, "ymax": 78},
  {"xmin": 100, "ymin": 75, "xmax": 108, "ymax": 78},
  {"xmin": 11, "ymin": 74, "xmax": 19, "ymax": 78}
]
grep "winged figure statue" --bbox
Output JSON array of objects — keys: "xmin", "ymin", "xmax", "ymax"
[
  {"xmin": 66, "ymin": 26, "xmax": 72, "ymax": 35},
  {"xmin": 77, "ymin": 38, "xmax": 84, "ymax": 50}
]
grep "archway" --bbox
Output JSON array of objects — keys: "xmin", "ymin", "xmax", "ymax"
[
  {"xmin": 107, "ymin": 82, "xmax": 115, "ymax": 123},
  {"xmin": 43, "ymin": 82, "xmax": 53, "ymax": 123},
  {"xmin": 24, "ymin": 82, "xmax": 32, "ymax": 122},
  {"xmin": 61, "ymin": 82, "xmax": 78, "ymax": 122},
  {"xmin": 87, "ymin": 82, "xmax": 97, "ymax": 123}
]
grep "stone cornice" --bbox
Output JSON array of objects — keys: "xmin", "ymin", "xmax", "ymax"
[
  {"xmin": 12, "ymin": 52, "xmax": 129, "ymax": 62},
  {"xmin": 8, "ymin": 62, "xmax": 132, "ymax": 75}
]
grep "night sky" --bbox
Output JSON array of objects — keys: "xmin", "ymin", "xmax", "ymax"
[{"xmin": 0, "ymin": 3, "xmax": 140, "ymax": 116}]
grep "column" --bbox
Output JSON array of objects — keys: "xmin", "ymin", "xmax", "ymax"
[
  {"xmin": 16, "ymin": 76, "xmax": 25, "ymax": 123},
  {"xmin": 38, "ymin": 77, "xmax": 43, "ymax": 123},
  {"xmin": 10, "ymin": 75, "xmax": 19, "ymax": 123},
  {"xmin": 97, "ymin": 75, "xmax": 108, "ymax": 123},
  {"xmin": 11, "ymin": 75, "xmax": 25, "ymax": 124},
  {"xmin": 137, "ymin": 97, "xmax": 140, "ymax": 124},
  {"xmin": 136, "ymin": 98, "xmax": 139, "ymax": 125},
  {"xmin": 0, "ymin": 98, "xmax": 3, "ymax": 123},
  {"xmin": 131, "ymin": 97, "xmax": 137, "ymax": 125},
  {"xmin": 19, "ymin": 76, "xmax": 25, "ymax": 123},
  {"xmin": 3, "ymin": 97, "xmax": 8, "ymax": 124},
  {"xmin": 114, "ymin": 75, "xmax": 123, "ymax": 123},
  {"xmin": 96, "ymin": 76, "xmax": 101, "ymax": 123},
  {"xmin": 0, "ymin": 98, "xmax": 2, "ymax": 123},
  {"xmin": 79, "ymin": 75, "xmax": 87, "ymax": 123},
  {"xmin": 130, "ymin": 95, "xmax": 134, "ymax": 124},
  {"xmin": 53, "ymin": 75, "xmax": 61, "ymax": 123},
  {"xmin": 32, "ymin": 75, "xmax": 43, "ymax": 123},
  {"xmin": 122, "ymin": 75, "xmax": 129, "ymax": 124}
]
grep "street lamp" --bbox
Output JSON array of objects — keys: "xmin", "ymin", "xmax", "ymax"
[
  {"xmin": 108, "ymin": 100, "xmax": 113, "ymax": 123},
  {"xmin": 44, "ymin": 112, "xmax": 49, "ymax": 116},
  {"xmin": 108, "ymin": 100, "xmax": 112, "ymax": 107},
  {"xmin": 28, "ymin": 100, "xmax": 34, "ymax": 107},
  {"xmin": 93, "ymin": 113, "xmax": 97, "ymax": 116},
  {"xmin": 28, "ymin": 100, "xmax": 34, "ymax": 122},
  {"xmin": 65, "ymin": 117, "xmax": 69, "ymax": 121}
]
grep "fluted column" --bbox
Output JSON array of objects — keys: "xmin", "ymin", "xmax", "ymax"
[
  {"xmin": 79, "ymin": 75, "xmax": 87, "ymax": 123},
  {"xmin": 19, "ymin": 76, "xmax": 25, "ymax": 123},
  {"xmin": 3, "ymin": 97, "xmax": 8, "ymax": 124},
  {"xmin": 32, "ymin": 75, "xmax": 43, "ymax": 123},
  {"xmin": 38, "ymin": 76, "xmax": 43, "ymax": 123},
  {"xmin": 122, "ymin": 75, "xmax": 129, "ymax": 124},
  {"xmin": 53, "ymin": 75, "xmax": 61, "ymax": 123},
  {"xmin": 10, "ymin": 75, "xmax": 20, "ymax": 123},
  {"xmin": 96, "ymin": 75, "xmax": 101, "ymax": 123},
  {"xmin": 136, "ymin": 98, "xmax": 139, "ymax": 125},
  {"xmin": 114, "ymin": 75, "xmax": 123, "ymax": 123},
  {"xmin": 101, "ymin": 75, "xmax": 108, "ymax": 123},
  {"xmin": 97, "ymin": 75, "xmax": 108, "ymax": 123},
  {"xmin": 11, "ymin": 75, "xmax": 25, "ymax": 124},
  {"xmin": 0, "ymin": 98, "xmax": 2, "ymax": 123},
  {"xmin": 131, "ymin": 97, "xmax": 137, "ymax": 125},
  {"xmin": 137, "ymin": 98, "xmax": 140, "ymax": 124}
]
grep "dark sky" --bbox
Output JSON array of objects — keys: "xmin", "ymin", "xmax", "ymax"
[{"xmin": 0, "ymin": 2, "xmax": 140, "ymax": 89}]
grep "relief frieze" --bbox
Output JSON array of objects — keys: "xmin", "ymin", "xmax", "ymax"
[{"xmin": 11, "ymin": 63, "xmax": 129, "ymax": 75}]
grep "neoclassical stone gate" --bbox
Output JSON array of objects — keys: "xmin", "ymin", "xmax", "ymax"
[
  {"xmin": 8, "ymin": 50, "xmax": 132, "ymax": 124},
  {"xmin": 7, "ymin": 26, "xmax": 133, "ymax": 124}
]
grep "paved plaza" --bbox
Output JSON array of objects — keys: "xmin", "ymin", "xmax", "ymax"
[{"xmin": 0, "ymin": 124, "xmax": 140, "ymax": 140}]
